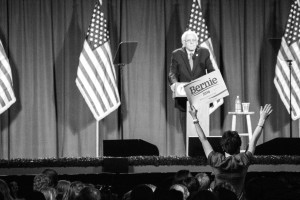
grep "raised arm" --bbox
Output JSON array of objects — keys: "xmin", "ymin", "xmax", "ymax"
[
  {"xmin": 189, "ymin": 105, "xmax": 213, "ymax": 158},
  {"xmin": 248, "ymin": 104, "xmax": 273, "ymax": 154}
]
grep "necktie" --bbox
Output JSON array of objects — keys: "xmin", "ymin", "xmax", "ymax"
[{"xmin": 189, "ymin": 53, "xmax": 193, "ymax": 70}]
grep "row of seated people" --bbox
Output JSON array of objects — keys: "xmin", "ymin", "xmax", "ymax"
[{"xmin": 0, "ymin": 168, "xmax": 299, "ymax": 200}]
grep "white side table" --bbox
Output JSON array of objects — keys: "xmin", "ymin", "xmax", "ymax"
[{"xmin": 228, "ymin": 111, "xmax": 255, "ymax": 141}]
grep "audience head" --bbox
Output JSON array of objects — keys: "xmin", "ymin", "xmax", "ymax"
[
  {"xmin": 173, "ymin": 170, "xmax": 192, "ymax": 184},
  {"xmin": 170, "ymin": 184, "xmax": 189, "ymax": 200},
  {"xmin": 33, "ymin": 174, "xmax": 51, "ymax": 192},
  {"xmin": 63, "ymin": 181, "xmax": 85, "ymax": 200},
  {"xmin": 8, "ymin": 181, "xmax": 19, "ymax": 198},
  {"xmin": 165, "ymin": 189, "xmax": 184, "ymax": 200},
  {"xmin": 191, "ymin": 190, "xmax": 217, "ymax": 200},
  {"xmin": 195, "ymin": 173, "xmax": 211, "ymax": 190},
  {"xmin": 213, "ymin": 182, "xmax": 237, "ymax": 200},
  {"xmin": 221, "ymin": 130, "xmax": 242, "ymax": 155},
  {"xmin": 181, "ymin": 177, "xmax": 200, "ymax": 197},
  {"xmin": 56, "ymin": 180, "xmax": 71, "ymax": 200},
  {"xmin": 25, "ymin": 191, "xmax": 46, "ymax": 200},
  {"xmin": 0, "ymin": 179, "xmax": 14, "ymax": 200},
  {"xmin": 145, "ymin": 184, "xmax": 156, "ymax": 192},
  {"xmin": 77, "ymin": 186, "xmax": 101, "ymax": 200},
  {"xmin": 42, "ymin": 169, "xmax": 58, "ymax": 188},
  {"xmin": 131, "ymin": 184, "xmax": 154, "ymax": 200},
  {"xmin": 40, "ymin": 187, "xmax": 57, "ymax": 200}
]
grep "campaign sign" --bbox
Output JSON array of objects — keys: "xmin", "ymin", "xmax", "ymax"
[{"xmin": 184, "ymin": 71, "xmax": 229, "ymax": 106}]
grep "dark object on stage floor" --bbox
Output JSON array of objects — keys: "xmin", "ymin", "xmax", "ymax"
[
  {"xmin": 188, "ymin": 136, "xmax": 224, "ymax": 157},
  {"xmin": 255, "ymin": 138, "xmax": 300, "ymax": 155},
  {"xmin": 103, "ymin": 139, "xmax": 159, "ymax": 157}
]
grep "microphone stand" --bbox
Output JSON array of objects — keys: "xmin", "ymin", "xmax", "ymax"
[
  {"xmin": 117, "ymin": 63, "xmax": 125, "ymax": 140},
  {"xmin": 286, "ymin": 60, "xmax": 293, "ymax": 138}
]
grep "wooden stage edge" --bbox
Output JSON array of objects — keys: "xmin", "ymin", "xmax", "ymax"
[{"xmin": 1, "ymin": 155, "xmax": 300, "ymax": 176}]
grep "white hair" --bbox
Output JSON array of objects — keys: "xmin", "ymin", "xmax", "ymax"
[{"xmin": 181, "ymin": 30, "xmax": 199, "ymax": 47}]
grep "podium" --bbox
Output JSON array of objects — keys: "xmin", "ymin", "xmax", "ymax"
[
  {"xmin": 186, "ymin": 101, "xmax": 210, "ymax": 156},
  {"xmin": 172, "ymin": 82, "xmax": 211, "ymax": 156},
  {"xmin": 172, "ymin": 71, "xmax": 228, "ymax": 156}
]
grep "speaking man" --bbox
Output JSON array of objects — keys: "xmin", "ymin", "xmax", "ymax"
[{"xmin": 168, "ymin": 30, "xmax": 214, "ymax": 136}]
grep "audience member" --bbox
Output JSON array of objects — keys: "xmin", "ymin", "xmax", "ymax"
[
  {"xmin": 181, "ymin": 177, "xmax": 199, "ymax": 198},
  {"xmin": 172, "ymin": 170, "xmax": 192, "ymax": 185},
  {"xmin": 0, "ymin": 192, "xmax": 4, "ymax": 200},
  {"xmin": 33, "ymin": 174, "xmax": 51, "ymax": 192},
  {"xmin": 62, "ymin": 181, "xmax": 85, "ymax": 200},
  {"xmin": 0, "ymin": 179, "xmax": 14, "ymax": 200},
  {"xmin": 9, "ymin": 181, "xmax": 22, "ymax": 200},
  {"xmin": 189, "ymin": 104, "xmax": 272, "ymax": 200},
  {"xmin": 77, "ymin": 186, "xmax": 101, "ymax": 200},
  {"xmin": 98, "ymin": 185, "xmax": 117, "ymax": 200},
  {"xmin": 164, "ymin": 189, "xmax": 184, "ymax": 200},
  {"xmin": 191, "ymin": 190, "xmax": 217, "ymax": 200},
  {"xmin": 145, "ymin": 184, "xmax": 156, "ymax": 193},
  {"xmin": 153, "ymin": 176, "xmax": 174, "ymax": 200},
  {"xmin": 24, "ymin": 191, "xmax": 46, "ymax": 200},
  {"xmin": 42, "ymin": 169, "xmax": 58, "ymax": 188},
  {"xmin": 195, "ymin": 173, "xmax": 210, "ymax": 191},
  {"xmin": 170, "ymin": 184, "xmax": 189, "ymax": 200},
  {"xmin": 40, "ymin": 187, "xmax": 56, "ymax": 200},
  {"xmin": 213, "ymin": 182, "xmax": 237, "ymax": 200},
  {"xmin": 56, "ymin": 180, "xmax": 71, "ymax": 200},
  {"xmin": 130, "ymin": 184, "xmax": 154, "ymax": 200}
]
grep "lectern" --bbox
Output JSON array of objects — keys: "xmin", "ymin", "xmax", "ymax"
[{"xmin": 173, "ymin": 82, "xmax": 219, "ymax": 156}]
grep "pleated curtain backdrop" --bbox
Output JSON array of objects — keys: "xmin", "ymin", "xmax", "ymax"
[{"xmin": 0, "ymin": 0, "xmax": 298, "ymax": 159}]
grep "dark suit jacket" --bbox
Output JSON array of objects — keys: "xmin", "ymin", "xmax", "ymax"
[{"xmin": 168, "ymin": 46, "xmax": 214, "ymax": 111}]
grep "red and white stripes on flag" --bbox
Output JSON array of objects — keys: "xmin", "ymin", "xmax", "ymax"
[
  {"xmin": 76, "ymin": 0, "xmax": 120, "ymax": 121},
  {"xmin": 0, "ymin": 40, "xmax": 16, "ymax": 115},
  {"xmin": 274, "ymin": 0, "xmax": 300, "ymax": 120},
  {"xmin": 187, "ymin": 0, "xmax": 223, "ymax": 113}
]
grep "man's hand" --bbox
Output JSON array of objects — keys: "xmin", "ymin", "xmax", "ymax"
[{"xmin": 170, "ymin": 83, "xmax": 176, "ymax": 92}]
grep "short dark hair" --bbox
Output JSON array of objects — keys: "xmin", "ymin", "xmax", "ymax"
[
  {"xmin": 182, "ymin": 177, "xmax": 200, "ymax": 194},
  {"xmin": 131, "ymin": 184, "xmax": 154, "ymax": 200},
  {"xmin": 195, "ymin": 173, "xmax": 211, "ymax": 190},
  {"xmin": 173, "ymin": 170, "xmax": 192, "ymax": 184},
  {"xmin": 220, "ymin": 131, "xmax": 241, "ymax": 155},
  {"xmin": 77, "ymin": 186, "xmax": 101, "ymax": 200},
  {"xmin": 42, "ymin": 169, "xmax": 58, "ymax": 187},
  {"xmin": 213, "ymin": 182, "xmax": 238, "ymax": 200}
]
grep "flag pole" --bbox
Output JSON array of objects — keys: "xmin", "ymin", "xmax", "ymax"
[
  {"xmin": 96, "ymin": 120, "xmax": 99, "ymax": 157},
  {"xmin": 287, "ymin": 60, "xmax": 293, "ymax": 138}
]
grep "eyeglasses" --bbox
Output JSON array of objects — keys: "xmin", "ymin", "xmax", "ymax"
[{"xmin": 185, "ymin": 39, "xmax": 197, "ymax": 43}]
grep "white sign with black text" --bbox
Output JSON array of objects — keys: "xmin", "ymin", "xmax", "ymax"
[{"xmin": 184, "ymin": 70, "xmax": 229, "ymax": 106}]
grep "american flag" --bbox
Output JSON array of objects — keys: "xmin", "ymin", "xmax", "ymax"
[
  {"xmin": 76, "ymin": 0, "xmax": 120, "ymax": 121},
  {"xmin": 0, "ymin": 40, "xmax": 16, "ymax": 115},
  {"xmin": 187, "ymin": 0, "xmax": 223, "ymax": 114},
  {"xmin": 274, "ymin": 0, "xmax": 300, "ymax": 120}
]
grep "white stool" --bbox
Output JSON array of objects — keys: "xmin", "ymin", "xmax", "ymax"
[{"xmin": 228, "ymin": 112, "xmax": 254, "ymax": 141}]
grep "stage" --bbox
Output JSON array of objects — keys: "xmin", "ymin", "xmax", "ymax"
[{"xmin": 1, "ymin": 155, "xmax": 300, "ymax": 176}]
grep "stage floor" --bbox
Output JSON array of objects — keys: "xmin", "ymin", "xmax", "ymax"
[{"xmin": 1, "ymin": 155, "xmax": 300, "ymax": 176}]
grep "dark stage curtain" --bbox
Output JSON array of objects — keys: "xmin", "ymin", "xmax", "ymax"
[{"xmin": 0, "ymin": 0, "xmax": 298, "ymax": 158}]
